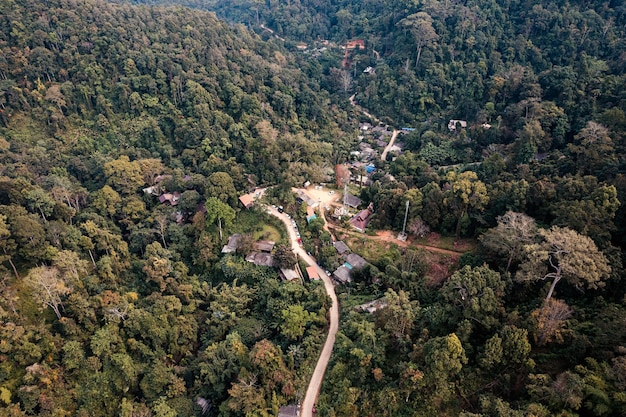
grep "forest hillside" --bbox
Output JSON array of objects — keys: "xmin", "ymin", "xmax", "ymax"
[{"xmin": 1, "ymin": 0, "xmax": 626, "ymax": 416}]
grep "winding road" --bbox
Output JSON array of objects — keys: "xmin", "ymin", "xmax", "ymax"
[
  {"xmin": 266, "ymin": 206, "xmax": 339, "ymax": 417},
  {"xmin": 349, "ymin": 93, "xmax": 400, "ymax": 161}
]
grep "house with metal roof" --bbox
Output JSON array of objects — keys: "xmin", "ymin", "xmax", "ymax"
[{"xmin": 333, "ymin": 241, "xmax": 350, "ymax": 255}]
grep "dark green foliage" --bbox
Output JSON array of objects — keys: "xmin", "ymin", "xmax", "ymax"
[{"xmin": 0, "ymin": 0, "xmax": 625, "ymax": 415}]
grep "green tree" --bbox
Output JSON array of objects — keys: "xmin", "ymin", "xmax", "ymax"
[
  {"xmin": 516, "ymin": 226, "xmax": 611, "ymax": 302},
  {"xmin": 443, "ymin": 171, "xmax": 489, "ymax": 239},
  {"xmin": 441, "ymin": 265, "xmax": 506, "ymax": 331},
  {"xmin": 205, "ymin": 172, "xmax": 238, "ymax": 206},
  {"xmin": 0, "ymin": 214, "xmax": 19, "ymax": 278},
  {"xmin": 206, "ymin": 282, "xmax": 254, "ymax": 340},
  {"xmin": 377, "ymin": 289, "xmax": 418, "ymax": 344},
  {"xmin": 205, "ymin": 197, "xmax": 236, "ymax": 240},
  {"xmin": 280, "ymin": 304, "xmax": 313, "ymax": 341},
  {"xmin": 273, "ymin": 244, "xmax": 296, "ymax": 270},
  {"xmin": 567, "ymin": 121, "xmax": 617, "ymax": 178},
  {"xmin": 90, "ymin": 185, "xmax": 121, "ymax": 218},
  {"xmin": 399, "ymin": 12, "xmax": 439, "ymax": 68},
  {"xmin": 23, "ymin": 187, "xmax": 55, "ymax": 222},
  {"xmin": 422, "ymin": 333, "xmax": 467, "ymax": 396},
  {"xmin": 103, "ymin": 155, "xmax": 144, "ymax": 195}
]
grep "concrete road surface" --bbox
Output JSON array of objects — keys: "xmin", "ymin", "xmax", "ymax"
[{"xmin": 266, "ymin": 206, "xmax": 339, "ymax": 417}]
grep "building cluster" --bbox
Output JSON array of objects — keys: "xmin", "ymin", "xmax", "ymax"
[
  {"xmin": 330, "ymin": 240, "xmax": 368, "ymax": 284},
  {"xmin": 143, "ymin": 174, "xmax": 205, "ymax": 223},
  {"xmin": 221, "ymin": 233, "xmax": 303, "ymax": 282}
]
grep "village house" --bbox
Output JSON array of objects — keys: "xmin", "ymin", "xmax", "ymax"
[
  {"xmin": 332, "ymin": 265, "xmax": 352, "ymax": 284},
  {"xmin": 350, "ymin": 203, "xmax": 374, "ymax": 232},
  {"xmin": 448, "ymin": 119, "xmax": 468, "ymax": 132},
  {"xmin": 296, "ymin": 189, "xmax": 319, "ymax": 208},
  {"xmin": 221, "ymin": 234, "xmax": 242, "ymax": 254},
  {"xmin": 345, "ymin": 253, "xmax": 367, "ymax": 270},
  {"xmin": 245, "ymin": 251, "xmax": 274, "ymax": 267},
  {"xmin": 306, "ymin": 206, "xmax": 317, "ymax": 224},
  {"xmin": 306, "ymin": 265, "xmax": 320, "ymax": 281},
  {"xmin": 333, "ymin": 241, "xmax": 350, "ymax": 256},
  {"xmin": 280, "ymin": 268, "xmax": 300, "ymax": 282},
  {"xmin": 158, "ymin": 192, "xmax": 180, "ymax": 206},
  {"xmin": 331, "ymin": 240, "xmax": 370, "ymax": 285},
  {"xmin": 253, "ymin": 240, "xmax": 275, "ymax": 253},
  {"xmin": 343, "ymin": 193, "xmax": 362, "ymax": 209},
  {"xmin": 238, "ymin": 194, "xmax": 254, "ymax": 209}
]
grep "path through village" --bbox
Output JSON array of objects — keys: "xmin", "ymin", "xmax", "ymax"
[
  {"xmin": 266, "ymin": 206, "xmax": 338, "ymax": 417},
  {"xmin": 349, "ymin": 93, "xmax": 400, "ymax": 161},
  {"xmin": 264, "ymin": 95, "xmax": 466, "ymax": 416}
]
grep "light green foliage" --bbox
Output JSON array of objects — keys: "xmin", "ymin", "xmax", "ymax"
[
  {"xmin": 443, "ymin": 171, "xmax": 489, "ymax": 238},
  {"xmin": 103, "ymin": 155, "xmax": 144, "ymax": 195},
  {"xmin": 205, "ymin": 172, "xmax": 238, "ymax": 206},
  {"xmin": 0, "ymin": 0, "xmax": 625, "ymax": 415},
  {"xmin": 480, "ymin": 325, "xmax": 531, "ymax": 370},
  {"xmin": 517, "ymin": 226, "xmax": 611, "ymax": 302},
  {"xmin": 377, "ymin": 289, "xmax": 419, "ymax": 343},
  {"xmin": 280, "ymin": 304, "xmax": 314, "ymax": 341},
  {"xmin": 205, "ymin": 197, "xmax": 236, "ymax": 239},
  {"xmin": 423, "ymin": 333, "xmax": 467, "ymax": 396}
]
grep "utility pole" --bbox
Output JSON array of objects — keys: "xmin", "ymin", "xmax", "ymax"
[{"xmin": 398, "ymin": 200, "xmax": 409, "ymax": 241}]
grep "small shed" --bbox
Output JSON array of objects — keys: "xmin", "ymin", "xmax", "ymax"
[
  {"xmin": 333, "ymin": 241, "xmax": 350, "ymax": 255},
  {"xmin": 239, "ymin": 194, "xmax": 254, "ymax": 209},
  {"xmin": 280, "ymin": 268, "xmax": 300, "ymax": 282},
  {"xmin": 278, "ymin": 405, "xmax": 300, "ymax": 417},
  {"xmin": 306, "ymin": 266, "xmax": 320, "ymax": 280},
  {"xmin": 221, "ymin": 234, "xmax": 242, "ymax": 254},
  {"xmin": 254, "ymin": 240, "xmax": 275, "ymax": 253}
]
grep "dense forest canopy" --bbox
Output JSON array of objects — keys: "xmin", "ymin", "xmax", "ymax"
[{"xmin": 0, "ymin": 0, "xmax": 626, "ymax": 416}]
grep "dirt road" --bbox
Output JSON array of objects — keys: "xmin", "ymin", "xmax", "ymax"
[
  {"xmin": 380, "ymin": 129, "xmax": 400, "ymax": 161},
  {"xmin": 329, "ymin": 226, "xmax": 464, "ymax": 257},
  {"xmin": 266, "ymin": 206, "xmax": 339, "ymax": 417}
]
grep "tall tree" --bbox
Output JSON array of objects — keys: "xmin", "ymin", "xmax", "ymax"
[
  {"xmin": 399, "ymin": 12, "xmax": 439, "ymax": 68},
  {"xmin": 443, "ymin": 171, "xmax": 489, "ymax": 239},
  {"xmin": 516, "ymin": 226, "xmax": 611, "ymax": 302},
  {"xmin": 204, "ymin": 197, "xmax": 236, "ymax": 240},
  {"xmin": 0, "ymin": 214, "xmax": 19, "ymax": 278},
  {"xmin": 479, "ymin": 211, "xmax": 538, "ymax": 272},
  {"xmin": 280, "ymin": 304, "xmax": 314, "ymax": 341},
  {"xmin": 25, "ymin": 266, "xmax": 72, "ymax": 320},
  {"xmin": 441, "ymin": 265, "xmax": 506, "ymax": 331}
]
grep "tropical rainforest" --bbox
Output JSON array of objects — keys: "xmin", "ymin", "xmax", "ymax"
[{"xmin": 0, "ymin": 0, "xmax": 625, "ymax": 416}]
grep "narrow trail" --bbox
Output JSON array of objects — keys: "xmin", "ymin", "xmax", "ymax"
[{"xmin": 266, "ymin": 206, "xmax": 338, "ymax": 417}]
